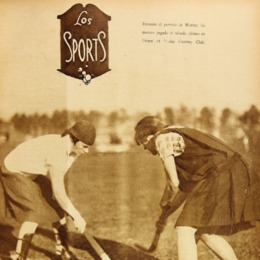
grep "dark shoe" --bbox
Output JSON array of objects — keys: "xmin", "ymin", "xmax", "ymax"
[
  {"xmin": 14, "ymin": 234, "xmax": 34, "ymax": 260},
  {"xmin": 0, "ymin": 254, "xmax": 19, "ymax": 260},
  {"xmin": 0, "ymin": 253, "xmax": 13, "ymax": 260}
]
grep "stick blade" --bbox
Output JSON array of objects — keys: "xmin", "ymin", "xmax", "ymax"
[{"xmin": 134, "ymin": 243, "xmax": 156, "ymax": 253}]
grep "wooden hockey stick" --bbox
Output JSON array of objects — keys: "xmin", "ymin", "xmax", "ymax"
[
  {"xmin": 83, "ymin": 229, "xmax": 111, "ymax": 260},
  {"xmin": 134, "ymin": 226, "xmax": 163, "ymax": 253},
  {"xmin": 135, "ymin": 190, "xmax": 187, "ymax": 253}
]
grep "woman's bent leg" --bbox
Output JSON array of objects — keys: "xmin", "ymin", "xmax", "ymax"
[
  {"xmin": 200, "ymin": 233, "xmax": 238, "ymax": 260},
  {"xmin": 12, "ymin": 221, "xmax": 38, "ymax": 260},
  {"xmin": 175, "ymin": 226, "xmax": 198, "ymax": 260}
]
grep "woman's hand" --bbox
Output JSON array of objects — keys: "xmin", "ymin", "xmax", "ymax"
[
  {"xmin": 48, "ymin": 165, "xmax": 86, "ymax": 233},
  {"xmin": 160, "ymin": 181, "xmax": 175, "ymax": 209},
  {"xmin": 73, "ymin": 213, "xmax": 86, "ymax": 233}
]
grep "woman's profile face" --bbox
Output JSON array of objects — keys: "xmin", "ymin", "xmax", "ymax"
[
  {"xmin": 72, "ymin": 141, "xmax": 89, "ymax": 156},
  {"xmin": 142, "ymin": 135, "xmax": 157, "ymax": 155}
]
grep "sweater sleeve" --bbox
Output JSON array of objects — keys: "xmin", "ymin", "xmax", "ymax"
[{"xmin": 155, "ymin": 132, "xmax": 185, "ymax": 160}]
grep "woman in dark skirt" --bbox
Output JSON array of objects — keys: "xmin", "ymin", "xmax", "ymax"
[
  {"xmin": 0, "ymin": 120, "xmax": 96, "ymax": 260},
  {"xmin": 134, "ymin": 116, "xmax": 260, "ymax": 260}
]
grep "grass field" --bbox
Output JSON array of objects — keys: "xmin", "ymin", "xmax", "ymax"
[{"xmin": 0, "ymin": 143, "xmax": 259, "ymax": 259}]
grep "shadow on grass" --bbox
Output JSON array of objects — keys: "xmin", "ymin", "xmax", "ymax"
[
  {"xmin": 0, "ymin": 224, "xmax": 56, "ymax": 259},
  {"xmin": 67, "ymin": 232, "xmax": 159, "ymax": 260},
  {"xmin": 0, "ymin": 224, "xmax": 159, "ymax": 260},
  {"xmin": 0, "ymin": 224, "xmax": 16, "ymax": 253}
]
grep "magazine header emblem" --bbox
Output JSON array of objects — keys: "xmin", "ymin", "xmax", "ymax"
[{"xmin": 57, "ymin": 4, "xmax": 111, "ymax": 85}]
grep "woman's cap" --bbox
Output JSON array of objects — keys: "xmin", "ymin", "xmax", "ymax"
[
  {"xmin": 135, "ymin": 116, "xmax": 165, "ymax": 145},
  {"xmin": 68, "ymin": 120, "xmax": 96, "ymax": 145},
  {"xmin": 135, "ymin": 116, "xmax": 164, "ymax": 130}
]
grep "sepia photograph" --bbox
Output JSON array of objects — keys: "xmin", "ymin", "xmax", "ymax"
[{"xmin": 0, "ymin": 1, "xmax": 259, "ymax": 259}]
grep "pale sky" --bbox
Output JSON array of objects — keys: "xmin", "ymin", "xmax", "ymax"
[{"xmin": 0, "ymin": 0, "xmax": 259, "ymax": 120}]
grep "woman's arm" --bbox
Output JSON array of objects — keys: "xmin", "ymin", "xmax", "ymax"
[
  {"xmin": 48, "ymin": 165, "xmax": 86, "ymax": 233},
  {"xmin": 163, "ymin": 156, "xmax": 179, "ymax": 188},
  {"xmin": 157, "ymin": 156, "xmax": 187, "ymax": 230},
  {"xmin": 157, "ymin": 189, "xmax": 187, "ymax": 229}
]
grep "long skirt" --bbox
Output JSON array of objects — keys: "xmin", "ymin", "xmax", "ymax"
[
  {"xmin": 0, "ymin": 166, "xmax": 64, "ymax": 224},
  {"xmin": 175, "ymin": 156, "xmax": 260, "ymax": 235}
]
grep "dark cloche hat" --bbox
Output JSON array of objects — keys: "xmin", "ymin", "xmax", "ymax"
[
  {"xmin": 135, "ymin": 116, "xmax": 165, "ymax": 145},
  {"xmin": 68, "ymin": 120, "xmax": 96, "ymax": 145}
]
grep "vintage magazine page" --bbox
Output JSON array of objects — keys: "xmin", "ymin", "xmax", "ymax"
[{"xmin": 0, "ymin": 0, "xmax": 259, "ymax": 259}]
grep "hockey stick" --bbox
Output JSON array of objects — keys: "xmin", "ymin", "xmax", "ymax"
[
  {"xmin": 135, "ymin": 190, "xmax": 187, "ymax": 253},
  {"xmin": 83, "ymin": 229, "xmax": 111, "ymax": 260},
  {"xmin": 134, "ymin": 228, "xmax": 163, "ymax": 253},
  {"xmin": 134, "ymin": 210, "xmax": 166, "ymax": 253}
]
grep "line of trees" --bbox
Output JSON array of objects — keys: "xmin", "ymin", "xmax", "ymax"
[
  {"xmin": 1, "ymin": 105, "xmax": 259, "ymax": 135},
  {"xmin": 1, "ymin": 105, "xmax": 260, "ymax": 164}
]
